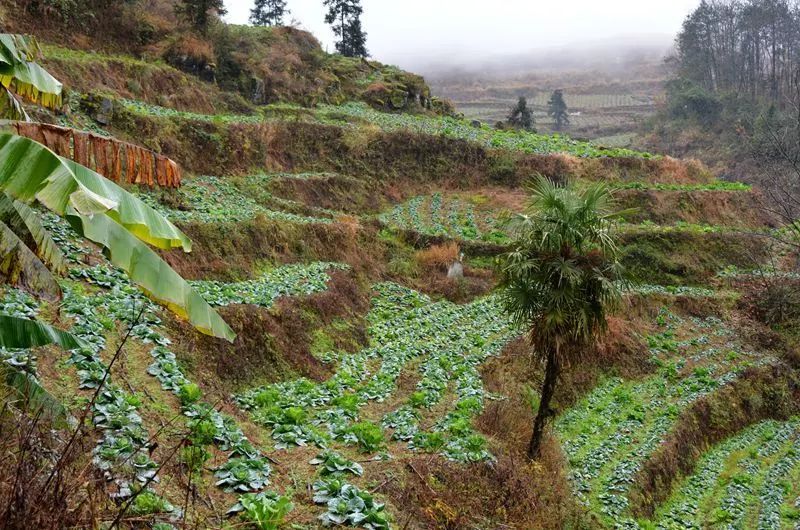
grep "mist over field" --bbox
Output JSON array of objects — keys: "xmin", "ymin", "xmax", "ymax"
[{"xmin": 224, "ymin": 0, "xmax": 698, "ymax": 72}]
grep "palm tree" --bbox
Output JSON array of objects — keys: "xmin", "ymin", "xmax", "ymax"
[{"xmin": 499, "ymin": 176, "xmax": 626, "ymax": 460}]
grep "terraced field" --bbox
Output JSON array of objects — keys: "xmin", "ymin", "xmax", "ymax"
[
  {"xmin": 141, "ymin": 174, "xmax": 338, "ymax": 225},
  {"xmin": 5, "ymin": 14, "xmax": 799, "ymax": 530},
  {"xmin": 235, "ymin": 282, "xmax": 516, "ymax": 464},
  {"xmin": 557, "ymin": 308, "xmax": 779, "ymax": 527},
  {"xmin": 377, "ymin": 192, "xmax": 509, "ymax": 245},
  {"xmin": 654, "ymin": 418, "xmax": 800, "ymax": 529},
  {"xmin": 4, "ymin": 163, "xmax": 796, "ymax": 529},
  {"xmin": 118, "ymin": 99, "xmax": 656, "ymax": 159},
  {"xmin": 375, "ymin": 183, "xmax": 767, "ymax": 247}
]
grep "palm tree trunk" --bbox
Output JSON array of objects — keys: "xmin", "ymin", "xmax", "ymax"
[{"xmin": 528, "ymin": 350, "xmax": 559, "ymax": 460}]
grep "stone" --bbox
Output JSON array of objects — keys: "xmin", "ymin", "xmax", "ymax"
[
  {"xmin": 94, "ymin": 97, "xmax": 114, "ymax": 125},
  {"xmin": 447, "ymin": 253, "xmax": 465, "ymax": 279}
]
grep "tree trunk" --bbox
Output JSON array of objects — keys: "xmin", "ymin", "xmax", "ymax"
[{"xmin": 527, "ymin": 349, "xmax": 559, "ymax": 460}]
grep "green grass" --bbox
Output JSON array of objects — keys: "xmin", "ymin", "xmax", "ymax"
[{"xmin": 618, "ymin": 181, "xmax": 752, "ymax": 192}]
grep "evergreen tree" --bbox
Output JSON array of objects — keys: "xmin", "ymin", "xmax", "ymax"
[
  {"xmin": 176, "ymin": 0, "xmax": 227, "ymax": 34},
  {"xmin": 507, "ymin": 96, "xmax": 535, "ymax": 131},
  {"xmin": 499, "ymin": 178, "xmax": 625, "ymax": 460},
  {"xmin": 547, "ymin": 89, "xmax": 569, "ymax": 131},
  {"xmin": 323, "ymin": 0, "xmax": 369, "ymax": 58},
  {"xmin": 250, "ymin": 0, "xmax": 288, "ymax": 26}
]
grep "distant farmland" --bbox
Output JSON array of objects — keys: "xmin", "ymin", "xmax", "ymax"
[
  {"xmin": 453, "ymin": 92, "xmax": 656, "ymax": 142},
  {"xmin": 429, "ymin": 63, "xmax": 664, "ymax": 143}
]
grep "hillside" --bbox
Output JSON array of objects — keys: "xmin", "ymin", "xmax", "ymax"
[{"xmin": 1, "ymin": 5, "xmax": 799, "ymax": 530}]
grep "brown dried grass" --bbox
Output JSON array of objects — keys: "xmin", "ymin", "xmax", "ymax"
[{"xmin": 415, "ymin": 242, "xmax": 460, "ymax": 272}]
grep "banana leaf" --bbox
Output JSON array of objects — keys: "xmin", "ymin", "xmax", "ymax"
[
  {"xmin": 0, "ymin": 133, "xmax": 191, "ymax": 251},
  {"xmin": 0, "ymin": 219, "xmax": 60, "ymax": 299},
  {"xmin": 0, "ymin": 34, "xmax": 61, "ymax": 110},
  {"xmin": 0, "ymin": 192, "xmax": 66, "ymax": 275},
  {"xmin": 0, "ymin": 134, "xmax": 234, "ymax": 341},
  {"xmin": 69, "ymin": 210, "xmax": 235, "ymax": 342},
  {"xmin": 0, "ymin": 86, "xmax": 28, "ymax": 121},
  {"xmin": 0, "ymin": 314, "xmax": 86, "ymax": 349},
  {"xmin": 3, "ymin": 367, "xmax": 68, "ymax": 425}
]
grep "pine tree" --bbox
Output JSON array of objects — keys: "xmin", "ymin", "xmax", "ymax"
[
  {"xmin": 250, "ymin": 0, "xmax": 288, "ymax": 26},
  {"xmin": 507, "ymin": 96, "xmax": 535, "ymax": 131},
  {"xmin": 547, "ymin": 89, "xmax": 570, "ymax": 131},
  {"xmin": 176, "ymin": 0, "xmax": 227, "ymax": 34},
  {"xmin": 323, "ymin": 0, "xmax": 369, "ymax": 58}
]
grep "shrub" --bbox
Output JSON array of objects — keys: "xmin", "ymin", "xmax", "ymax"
[
  {"xmin": 415, "ymin": 243, "xmax": 460, "ymax": 272},
  {"xmin": 755, "ymin": 281, "xmax": 800, "ymax": 326}
]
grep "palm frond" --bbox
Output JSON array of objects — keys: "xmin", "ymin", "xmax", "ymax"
[{"xmin": 499, "ymin": 176, "xmax": 625, "ymax": 359}]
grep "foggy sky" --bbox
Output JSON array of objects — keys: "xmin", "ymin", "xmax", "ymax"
[{"xmin": 224, "ymin": 0, "xmax": 702, "ymax": 70}]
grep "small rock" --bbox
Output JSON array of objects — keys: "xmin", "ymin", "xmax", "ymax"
[
  {"xmin": 94, "ymin": 97, "xmax": 114, "ymax": 125},
  {"xmin": 447, "ymin": 253, "xmax": 465, "ymax": 279}
]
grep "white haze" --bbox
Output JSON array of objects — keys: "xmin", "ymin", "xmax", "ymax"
[{"xmin": 224, "ymin": 0, "xmax": 702, "ymax": 73}]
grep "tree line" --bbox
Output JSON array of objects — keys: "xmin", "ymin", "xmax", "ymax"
[
  {"xmin": 676, "ymin": 0, "xmax": 800, "ymax": 106},
  {"xmin": 505, "ymin": 91, "xmax": 570, "ymax": 132},
  {"xmin": 177, "ymin": 0, "xmax": 368, "ymax": 58}
]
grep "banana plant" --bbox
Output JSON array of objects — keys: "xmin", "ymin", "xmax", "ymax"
[
  {"xmin": 0, "ymin": 35, "xmax": 62, "ymax": 106},
  {"xmin": 0, "ymin": 34, "xmax": 62, "ymax": 120},
  {"xmin": 0, "ymin": 133, "xmax": 235, "ymax": 341},
  {"xmin": 1, "ymin": 314, "xmax": 85, "ymax": 422},
  {"xmin": 0, "ymin": 313, "xmax": 85, "ymax": 350}
]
